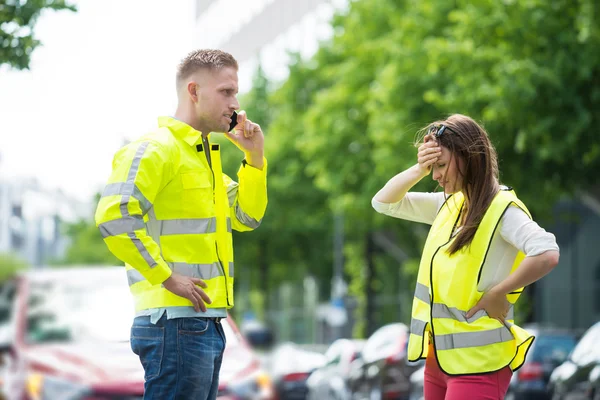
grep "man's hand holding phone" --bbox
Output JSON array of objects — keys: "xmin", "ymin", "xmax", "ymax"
[{"xmin": 224, "ymin": 110, "xmax": 265, "ymax": 170}]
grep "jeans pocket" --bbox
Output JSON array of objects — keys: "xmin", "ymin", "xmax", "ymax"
[
  {"xmin": 179, "ymin": 317, "xmax": 210, "ymax": 336},
  {"xmin": 216, "ymin": 321, "xmax": 226, "ymax": 349},
  {"xmin": 131, "ymin": 326, "xmax": 164, "ymax": 380}
]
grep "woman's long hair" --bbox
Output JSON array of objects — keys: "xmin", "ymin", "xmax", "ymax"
[{"xmin": 418, "ymin": 114, "xmax": 500, "ymax": 255}]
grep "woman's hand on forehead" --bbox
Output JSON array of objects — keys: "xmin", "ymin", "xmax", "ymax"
[{"xmin": 424, "ymin": 133, "xmax": 438, "ymax": 144}]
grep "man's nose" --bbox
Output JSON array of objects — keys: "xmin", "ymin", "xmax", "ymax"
[{"xmin": 231, "ymin": 97, "xmax": 240, "ymax": 111}]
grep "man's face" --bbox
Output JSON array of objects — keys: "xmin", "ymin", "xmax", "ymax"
[{"xmin": 193, "ymin": 66, "xmax": 240, "ymax": 133}]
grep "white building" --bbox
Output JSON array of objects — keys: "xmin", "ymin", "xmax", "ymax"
[
  {"xmin": 0, "ymin": 177, "xmax": 89, "ymax": 266},
  {"xmin": 193, "ymin": 0, "xmax": 348, "ymax": 92}
]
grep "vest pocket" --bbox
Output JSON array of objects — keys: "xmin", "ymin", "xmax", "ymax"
[{"xmin": 181, "ymin": 171, "xmax": 214, "ymax": 216}]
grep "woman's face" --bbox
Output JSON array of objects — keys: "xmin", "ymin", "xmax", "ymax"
[{"xmin": 432, "ymin": 145, "xmax": 464, "ymax": 194}]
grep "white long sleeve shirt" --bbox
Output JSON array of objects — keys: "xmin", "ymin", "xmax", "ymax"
[{"xmin": 372, "ymin": 191, "xmax": 559, "ymax": 291}]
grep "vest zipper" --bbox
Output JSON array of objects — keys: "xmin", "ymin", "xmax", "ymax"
[{"xmin": 201, "ymin": 136, "xmax": 231, "ymax": 307}]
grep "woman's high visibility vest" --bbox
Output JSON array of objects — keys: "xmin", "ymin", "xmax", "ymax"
[
  {"xmin": 95, "ymin": 117, "xmax": 268, "ymax": 312},
  {"xmin": 407, "ymin": 189, "xmax": 534, "ymax": 375}
]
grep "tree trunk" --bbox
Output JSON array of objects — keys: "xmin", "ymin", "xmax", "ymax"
[
  {"xmin": 365, "ymin": 233, "xmax": 376, "ymax": 337},
  {"xmin": 259, "ymin": 238, "xmax": 269, "ymax": 311}
]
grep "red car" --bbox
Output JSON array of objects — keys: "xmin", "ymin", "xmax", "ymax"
[{"xmin": 0, "ymin": 267, "xmax": 275, "ymax": 400}]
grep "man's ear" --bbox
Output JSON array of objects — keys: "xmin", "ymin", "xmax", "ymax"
[{"xmin": 187, "ymin": 81, "xmax": 198, "ymax": 103}]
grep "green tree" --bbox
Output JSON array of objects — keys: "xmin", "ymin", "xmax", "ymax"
[
  {"xmin": 57, "ymin": 194, "xmax": 120, "ymax": 266},
  {"xmin": 260, "ymin": 0, "xmax": 600, "ymax": 336},
  {"xmin": 0, "ymin": 0, "xmax": 76, "ymax": 70},
  {"xmin": 0, "ymin": 252, "xmax": 28, "ymax": 281},
  {"xmin": 59, "ymin": 218, "xmax": 120, "ymax": 266},
  {"xmin": 364, "ymin": 0, "xmax": 600, "ymax": 217}
]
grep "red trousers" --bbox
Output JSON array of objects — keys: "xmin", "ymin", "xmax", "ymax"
[{"xmin": 424, "ymin": 347, "xmax": 512, "ymax": 400}]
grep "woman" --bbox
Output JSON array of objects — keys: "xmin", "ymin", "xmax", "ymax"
[{"xmin": 372, "ymin": 114, "xmax": 559, "ymax": 400}]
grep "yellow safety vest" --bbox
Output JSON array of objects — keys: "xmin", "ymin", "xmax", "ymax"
[
  {"xmin": 94, "ymin": 116, "xmax": 267, "ymax": 312},
  {"xmin": 407, "ymin": 189, "xmax": 534, "ymax": 375}
]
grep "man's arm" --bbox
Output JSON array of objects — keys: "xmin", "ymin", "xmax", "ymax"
[
  {"xmin": 223, "ymin": 110, "xmax": 268, "ymax": 231},
  {"xmin": 95, "ymin": 140, "xmax": 213, "ymax": 311},
  {"xmin": 94, "ymin": 140, "xmax": 173, "ymax": 285},
  {"xmin": 225, "ymin": 159, "xmax": 268, "ymax": 232}
]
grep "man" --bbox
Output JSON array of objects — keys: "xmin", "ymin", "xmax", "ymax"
[{"xmin": 94, "ymin": 49, "xmax": 267, "ymax": 399}]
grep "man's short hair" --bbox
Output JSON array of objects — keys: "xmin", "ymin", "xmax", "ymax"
[{"xmin": 176, "ymin": 49, "xmax": 238, "ymax": 86}]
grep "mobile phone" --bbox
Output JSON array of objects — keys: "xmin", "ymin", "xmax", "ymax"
[{"xmin": 229, "ymin": 111, "xmax": 238, "ymax": 132}]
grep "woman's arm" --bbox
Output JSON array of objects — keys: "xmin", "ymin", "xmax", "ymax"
[
  {"xmin": 373, "ymin": 164, "xmax": 430, "ymax": 203},
  {"xmin": 467, "ymin": 251, "xmax": 559, "ymax": 322},
  {"xmin": 467, "ymin": 207, "xmax": 560, "ymax": 321},
  {"xmin": 488, "ymin": 250, "xmax": 559, "ymax": 296},
  {"xmin": 372, "ymin": 137, "xmax": 445, "ymax": 224},
  {"xmin": 373, "ymin": 137, "xmax": 441, "ymax": 203}
]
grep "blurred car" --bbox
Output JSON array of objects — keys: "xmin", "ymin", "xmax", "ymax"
[
  {"xmin": 589, "ymin": 364, "xmax": 600, "ymax": 400},
  {"xmin": 306, "ymin": 338, "xmax": 365, "ymax": 400},
  {"xmin": 549, "ymin": 321, "xmax": 600, "ymax": 400},
  {"xmin": 0, "ymin": 266, "xmax": 275, "ymax": 400},
  {"xmin": 347, "ymin": 323, "xmax": 422, "ymax": 400},
  {"xmin": 505, "ymin": 325, "xmax": 577, "ymax": 400},
  {"xmin": 268, "ymin": 343, "xmax": 326, "ymax": 400},
  {"xmin": 240, "ymin": 319, "xmax": 275, "ymax": 350}
]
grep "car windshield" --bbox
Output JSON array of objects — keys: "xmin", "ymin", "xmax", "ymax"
[
  {"xmin": 26, "ymin": 270, "xmax": 134, "ymax": 344},
  {"xmin": 531, "ymin": 334, "xmax": 577, "ymax": 363}
]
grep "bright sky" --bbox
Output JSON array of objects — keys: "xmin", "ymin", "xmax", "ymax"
[{"xmin": 0, "ymin": 0, "xmax": 197, "ymax": 203}]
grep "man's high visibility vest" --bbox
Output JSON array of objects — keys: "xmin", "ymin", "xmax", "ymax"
[
  {"xmin": 95, "ymin": 117, "xmax": 267, "ymax": 312},
  {"xmin": 407, "ymin": 189, "xmax": 534, "ymax": 375}
]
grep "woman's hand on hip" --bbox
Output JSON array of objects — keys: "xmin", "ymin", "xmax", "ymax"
[{"xmin": 466, "ymin": 288, "xmax": 510, "ymax": 324}]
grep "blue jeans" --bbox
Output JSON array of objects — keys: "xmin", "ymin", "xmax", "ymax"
[{"xmin": 130, "ymin": 315, "xmax": 226, "ymax": 400}]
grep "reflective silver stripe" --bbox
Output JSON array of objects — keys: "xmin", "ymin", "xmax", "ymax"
[
  {"xmin": 229, "ymin": 261, "xmax": 234, "ymax": 277},
  {"xmin": 435, "ymin": 326, "xmax": 514, "ymax": 350},
  {"xmin": 127, "ymin": 269, "xmax": 146, "ymax": 286},
  {"xmin": 128, "ymin": 232, "xmax": 157, "ymax": 267},
  {"xmin": 121, "ymin": 143, "xmax": 158, "ymax": 269},
  {"xmin": 414, "ymin": 282, "xmax": 430, "ymax": 304},
  {"xmin": 168, "ymin": 262, "xmax": 224, "ymax": 280},
  {"xmin": 227, "ymin": 181, "xmax": 239, "ymax": 207},
  {"xmin": 146, "ymin": 209, "xmax": 163, "ymax": 259},
  {"xmin": 160, "ymin": 218, "xmax": 217, "ymax": 235},
  {"xmin": 235, "ymin": 204, "xmax": 261, "ymax": 229},
  {"xmin": 147, "ymin": 216, "xmax": 227, "ymax": 236},
  {"xmin": 98, "ymin": 215, "xmax": 144, "ymax": 238},
  {"xmin": 410, "ymin": 318, "xmax": 428, "ymax": 336},
  {"xmin": 102, "ymin": 182, "xmax": 152, "ymax": 215},
  {"xmin": 120, "ymin": 142, "xmax": 150, "ymax": 219},
  {"xmin": 432, "ymin": 303, "xmax": 515, "ymax": 323}
]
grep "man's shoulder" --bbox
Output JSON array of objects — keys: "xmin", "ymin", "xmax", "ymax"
[
  {"xmin": 115, "ymin": 128, "xmax": 179, "ymax": 163},
  {"xmin": 125, "ymin": 128, "xmax": 180, "ymax": 155},
  {"xmin": 139, "ymin": 127, "xmax": 177, "ymax": 148}
]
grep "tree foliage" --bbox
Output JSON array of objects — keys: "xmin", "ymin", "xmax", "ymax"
[
  {"xmin": 247, "ymin": 0, "xmax": 599, "ymax": 335},
  {"xmin": 59, "ymin": 218, "xmax": 120, "ymax": 266},
  {"xmin": 57, "ymin": 194, "xmax": 120, "ymax": 266},
  {"xmin": 0, "ymin": 253, "xmax": 28, "ymax": 281},
  {"xmin": 0, "ymin": 0, "xmax": 76, "ymax": 70}
]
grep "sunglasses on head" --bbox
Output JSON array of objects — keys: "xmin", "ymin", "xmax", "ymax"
[{"xmin": 428, "ymin": 124, "xmax": 458, "ymax": 138}]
